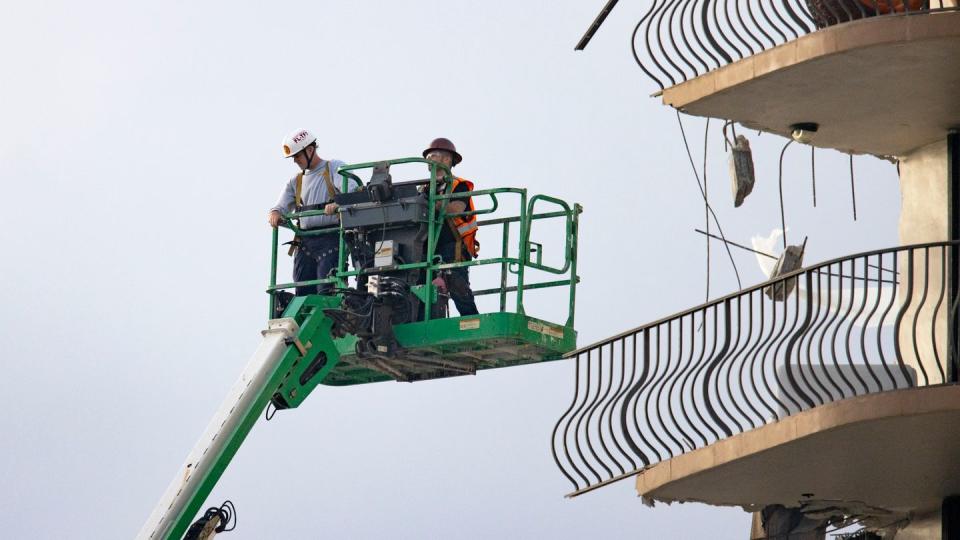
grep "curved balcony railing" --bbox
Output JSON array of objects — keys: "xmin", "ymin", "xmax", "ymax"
[
  {"xmin": 633, "ymin": 1, "xmax": 959, "ymax": 90},
  {"xmin": 552, "ymin": 241, "xmax": 960, "ymax": 495}
]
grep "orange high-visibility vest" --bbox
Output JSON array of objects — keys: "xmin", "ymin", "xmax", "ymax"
[{"xmin": 449, "ymin": 177, "xmax": 479, "ymax": 258}]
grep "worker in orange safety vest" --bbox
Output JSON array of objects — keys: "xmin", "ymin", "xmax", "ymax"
[{"xmin": 422, "ymin": 137, "xmax": 479, "ymax": 316}]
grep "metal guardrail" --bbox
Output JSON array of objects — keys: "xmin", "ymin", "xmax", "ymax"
[
  {"xmin": 632, "ymin": 0, "xmax": 959, "ymax": 90},
  {"xmin": 267, "ymin": 157, "xmax": 582, "ymax": 327},
  {"xmin": 552, "ymin": 240, "xmax": 960, "ymax": 496}
]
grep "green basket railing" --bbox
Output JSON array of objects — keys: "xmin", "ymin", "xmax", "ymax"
[{"xmin": 267, "ymin": 157, "xmax": 581, "ymax": 329}]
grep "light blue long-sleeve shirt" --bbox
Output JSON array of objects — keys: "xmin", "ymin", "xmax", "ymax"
[{"xmin": 271, "ymin": 159, "xmax": 359, "ymax": 229}]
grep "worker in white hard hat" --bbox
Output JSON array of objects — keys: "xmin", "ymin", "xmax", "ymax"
[{"xmin": 269, "ymin": 129, "xmax": 359, "ymax": 295}]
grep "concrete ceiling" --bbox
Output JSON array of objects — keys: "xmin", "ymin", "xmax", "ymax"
[
  {"xmin": 636, "ymin": 385, "xmax": 960, "ymax": 516},
  {"xmin": 661, "ymin": 13, "xmax": 960, "ymax": 158}
]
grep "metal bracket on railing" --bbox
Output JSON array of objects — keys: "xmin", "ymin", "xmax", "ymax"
[
  {"xmin": 529, "ymin": 242, "xmax": 543, "ymax": 266},
  {"xmin": 410, "ymin": 284, "xmax": 438, "ymax": 305}
]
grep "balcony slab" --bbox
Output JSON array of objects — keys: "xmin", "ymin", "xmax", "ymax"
[
  {"xmin": 661, "ymin": 13, "xmax": 960, "ymax": 157},
  {"xmin": 636, "ymin": 385, "xmax": 960, "ymax": 516}
]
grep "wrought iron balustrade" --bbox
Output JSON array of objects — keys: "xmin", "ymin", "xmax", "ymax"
[
  {"xmin": 552, "ymin": 241, "xmax": 960, "ymax": 495},
  {"xmin": 632, "ymin": 0, "xmax": 959, "ymax": 89}
]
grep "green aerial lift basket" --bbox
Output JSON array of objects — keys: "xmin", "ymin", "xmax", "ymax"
[{"xmin": 267, "ymin": 157, "xmax": 582, "ymax": 388}]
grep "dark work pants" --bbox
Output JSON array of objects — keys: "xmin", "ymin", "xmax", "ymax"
[
  {"xmin": 293, "ymin": 235, "xmax": 340, "ymax": 296},
  {"xmin": 437, "ymin": 242, "xmax": 479, "ymax": 316}
]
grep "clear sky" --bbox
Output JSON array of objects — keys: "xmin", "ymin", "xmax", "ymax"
[{"xmin": 0, "ymin": 1, "xmax": 900, "ymax": 538}]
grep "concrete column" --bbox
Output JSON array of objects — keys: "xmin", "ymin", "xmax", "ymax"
[{"xmin": 897, "ymin": 139, "xmax": 950, "ymax": 386}]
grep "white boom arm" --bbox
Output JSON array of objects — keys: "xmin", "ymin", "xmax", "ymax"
[{"xmin": 136, "ymin": 318, "xmax": 300, "ymax": 540}]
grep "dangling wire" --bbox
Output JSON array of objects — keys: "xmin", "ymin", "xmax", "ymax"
[
  {"xmin": 218, "ymin": 500, "xmax": 237, "ymax": 532},
  {"xmin": 265, "ymin": 400, "xmax": 278, "ymax": 421},
  {"xmin": 676, "ymin": 111, "xmax": 742, "ymax": 291},
  {"xmin": 778, "ymin": 139, "xmax": 795, "ymax": 250},
  {"xmin": 704, "ymin": 117, "xmax": 711, "ymax": 302},
  {"xmin": 811, "ymin": 146, "xmax": 817, "ymax": 207},
  {"xmin": 849, "ymin": 154, "xmax": 858, "ymax": 221},
  {"xmin": 722, "ymin": 120, "xmax": 735, "ymax": 150},
  {"xmin": 184, "ymin": 500, "xmax": 237, "ymax": 538}
]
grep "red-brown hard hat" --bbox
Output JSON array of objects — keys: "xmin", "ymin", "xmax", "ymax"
[{"xmin": 422, "ymin": 137, "xmax": 462, "ymax": 166}]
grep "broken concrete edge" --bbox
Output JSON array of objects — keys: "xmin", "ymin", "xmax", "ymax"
[{"xmin": 640, "ymin": 491, "xmax": 913, "ymax": 536}]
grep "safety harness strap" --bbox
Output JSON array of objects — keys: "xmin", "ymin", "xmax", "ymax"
[
  {"xmin": 322, "ymin": 161, "xmax": 337, "ymax": 200},
  {"xmin": 294, "ymin": 172, "xmax": 304, "ymax": 209},
  {"xmin": 290, "ymin": 161, "xmax": 342, "ymax": 257},
  {"xmin": 293, "ymin": 172, "xmax": 305, "ymax": 236},
  {"xmin": 295, "ymin": 161, "xmax": 338, "ymax": 213}
]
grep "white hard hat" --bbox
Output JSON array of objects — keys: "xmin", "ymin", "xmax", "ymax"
[{"xmin": 281, "ymin": 129, "xmax": 317, "ymax": 158}]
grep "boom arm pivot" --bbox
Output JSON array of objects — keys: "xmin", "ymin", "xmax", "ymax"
[{"xmin": 137, "ymin": 296, "xmax": 341, "ymax": 539}]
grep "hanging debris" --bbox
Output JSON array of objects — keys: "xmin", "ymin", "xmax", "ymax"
[
  {"xmin": 749, "ymin": 504, "xmax": 829, "ymax": 540},
  {"xmin": 765, "ymin": 238, "xmax": 808, "ymax": 301},
  {"xmin": 729, "ymin": 135, "xmax": 755, "ymax": 207},
  {"xmin": 725, "ymin": 122, "xmax": 755, "ymax": 208}
]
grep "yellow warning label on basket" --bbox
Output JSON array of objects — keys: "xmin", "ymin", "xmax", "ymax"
[
  {"xmin": 459, "ymin": 318, "xmax": 481, "ymax": 330},
  {"xmin": 528, "ymin": 321, "xmax": 564, "ymax": 339},
  {"xmin": 542, "ymin": 325, "xmax": 564, "ymax": 339}
]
